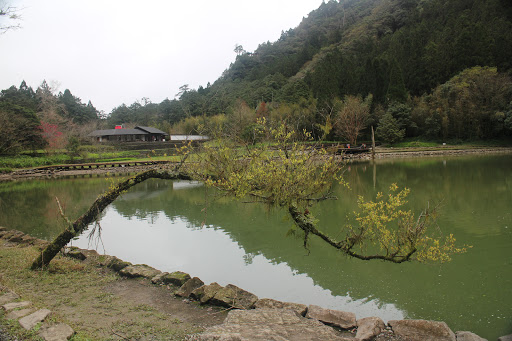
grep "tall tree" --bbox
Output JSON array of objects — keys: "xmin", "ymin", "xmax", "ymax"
[
  {"xmin": 59, "ymin": 89, "xmax": 98, "ymax": 124},
  {"xmin": 334, "ymin": 94, "xmax": 372, "ymax": 145}
]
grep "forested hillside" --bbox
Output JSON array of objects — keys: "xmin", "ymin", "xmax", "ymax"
[
  {"xmin": 200, "ymin": 0, "xmax": 512, "ymax": 107},
  {"xmin": 109, "ymin": 0, "xmax": 512, "ymax": 143},
  {"xmin": 0, "ymin": 81, "xmax": 99, "ymax": 154},
  {"xmin": 2, "ymin": 0, "xmax": 512, "ymax": 153}
]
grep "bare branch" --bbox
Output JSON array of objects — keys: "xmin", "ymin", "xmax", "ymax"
[{"xmin": 0, "ymin": 4, "xmax": 22, "ymax": 34}]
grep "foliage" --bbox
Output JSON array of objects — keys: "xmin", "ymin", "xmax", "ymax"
[
  {"xmin": 39, "ymin": 121, "xmax": 65, "ymax": 150},
  {"xmin": 58, "ymin": 89, "xmax": 99, "ymax": 124},
  {"xmin": 390, "ymin": 140, "xmax": 439, "ymax": 148},
  {"xmin": 0, "ymin": 154, "xmax": 70, "ymax": 169},
  {"xmin": 0, "ymin": 85, "xmax": 47, "ymax": 154},
  {"xmin": 66, "ymin": 136, "xmax": 81, "ymax": 158},
  {"xmin": 225, "ymin": 99, "xmax": 256, "ymax": 141},
  {"xmin": 347, "ymin": 184, "xmax": 467, "ymax": 263},
  {"xmin": 413, "ymin": 66, "xmax": 512, "ymax": 140},
  {"xmin": 190, "ymin": 120, "xmax": 344, "ymax": 208},
  {"xmin": 267, "ymin": 98, "xmax": 318, "ymax": 137},
  {"xmin": 376, "ymin": 112, "xmax": 405, "ymax": 144},
  {"xmin": 386, "ymin": 102, "xmax": 416, "ymax": 137}
]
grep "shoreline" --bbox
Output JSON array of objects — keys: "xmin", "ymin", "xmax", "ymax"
[
  {"xmin": 1, "ymin": 147, "xmax": 511, "ymax": 181},
  {"xmin": 1, "ymin": 229, "xmax": 499, "ymax": 340}
]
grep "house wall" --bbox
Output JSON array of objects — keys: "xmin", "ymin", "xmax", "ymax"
[{"xmin": 95, "ymin": 134, "xmax": 167, "ymax": 142}]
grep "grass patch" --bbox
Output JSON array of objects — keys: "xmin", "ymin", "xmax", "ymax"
[
  {"xmin": 0, "ymin": 149, "xmax": 186, "ymax": 170},
  {"xmin": 0, "ymin": 154, "xmax": 71, "ymax": 169},
  {"xmin": 390, "ymin": 140, "xmax": 440, "ymax": 148}
]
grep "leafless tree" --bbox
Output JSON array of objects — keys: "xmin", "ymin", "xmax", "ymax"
[{"xmin": 334, "ymin": 95, "xmax": 372, "ymax": 145}]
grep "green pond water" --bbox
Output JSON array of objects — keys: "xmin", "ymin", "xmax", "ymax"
[{"xmin": 0, "ymin": 154, "xmax": 511, "ymax": 339}]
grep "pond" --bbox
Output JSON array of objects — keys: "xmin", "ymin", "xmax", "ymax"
[{"xmin": 0, "ymin": 154, "xmax": 511, "ymax": 339}]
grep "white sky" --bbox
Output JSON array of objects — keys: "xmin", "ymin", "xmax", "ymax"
[{"xmin": 0, "ymin": 0, "xmax": 322, "ymax": 114}]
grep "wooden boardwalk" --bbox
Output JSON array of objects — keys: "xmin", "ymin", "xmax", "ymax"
[{"xmin": 31, "ymin": 160, "xmax": 172, "ymax": 172}]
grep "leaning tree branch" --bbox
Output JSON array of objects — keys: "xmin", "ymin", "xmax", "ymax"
[
  {"xmin": 287, "ymin": 204, "xmax": 416, "ymax": 263},
  {"xmin": 31, "ymin": 169, "xmax": 192, "ymax": 269}
]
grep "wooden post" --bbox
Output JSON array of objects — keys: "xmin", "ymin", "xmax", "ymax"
[{"xmin": 371, "ymin": 125, "xmax": 376, "ymax": 160}]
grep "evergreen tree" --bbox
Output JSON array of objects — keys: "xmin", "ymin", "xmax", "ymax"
[{"xmin": 376, "ymin": 112, "xmax": 405, "ymax": 144}]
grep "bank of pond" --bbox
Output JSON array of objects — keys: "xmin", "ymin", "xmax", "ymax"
[{"xmin": 0, "ymin": 154, "xmax": 511, "ymax": 340}]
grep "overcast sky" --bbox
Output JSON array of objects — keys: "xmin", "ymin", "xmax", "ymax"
[{"xmin": 0, "ymin": 0, "xmax": 322, "ymax": 114}]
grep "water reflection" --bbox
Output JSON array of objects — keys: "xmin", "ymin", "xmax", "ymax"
[
  {"xmin": 0, "ymin": 154, "xmax": 511, "ymax": 339},
  {"xmin": 73, "ymin": 204, "xmax": 405, "ymax": 321}
]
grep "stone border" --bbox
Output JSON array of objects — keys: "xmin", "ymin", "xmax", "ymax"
[
  {"xmin": 1, "ymin": 228, "xmax": 506, "ymax": 340},
  {"xmin": 0, "ymin": 287, "xmax": 75, "ymax": 340}
]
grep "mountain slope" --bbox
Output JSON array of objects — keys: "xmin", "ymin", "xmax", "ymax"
[{"xmin": 185, "ymin": 0, "xmax": 512, "ymax": 113}]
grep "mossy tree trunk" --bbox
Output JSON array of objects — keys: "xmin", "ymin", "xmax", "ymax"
[{"xmin": 31, "ymin": 169, "xmax": 192, "ymax": 269}]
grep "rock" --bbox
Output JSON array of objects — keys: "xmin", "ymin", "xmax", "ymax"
[
  {"xmin": 19, "ymin": 309, "xmax": 52, "ymax": 330},
  {"xmin": 455, "ymin": 331, "xmax": 487, "ymax": 341},
  {"xmin": 196, "ymin": 308, "xmax": 352, "ymax": 340},
  {"xmin": 0, "ymin": 226, "xmax": 6, "ymax": 232},
  {"xmin": 151, "ymin": 271, "xmax": 191, "ymax": 286},
  {"xmin": 38, "ymin": 323, "xmax": 75, "ymax": 341},
  {"xmin": 388, "ymin": 319, "xmax": 456, "ymax": 341},
  {"xmin": 97, "ymin": 255, "xmax": 115, "ymax": 267},
  {"xmin": 306, "ymin": 304, "xmax": 357, "ymax": 329},
  {"xmin": 6, "ymin": 308, "xmax": 34, "ymax": 320},
  {"xmin": 0, "ymin": 291, "xmax": 19, "ymax": 305},
  {"xmin": 81, "ymin": 249, "xmax": 99, "ymax": 258},
  {"xmin": 2, "ymin": 301, "xmax": 32, "ymax": 311},
  {"xmin": 32, "ymin": 239, "xmax": 50, "ymax": 249},
  {"xmin": 107, "ymin": 257, "xmax": 132, "ymax": 272},
  {"xmin": 119, "ymin": 264, "xmax": 161, "ymax": 279},
  {"xmin": 20, "ymin": 234, "xmax": 37, "ymax": 244},
  {"xmin": 255, "ymin": 298, "xmax": 308, "ymax": 316},
  {"xmin": 0, "ymin": 229, "xmax": 15, "ymax": 239},
  {"xmin": 63, "ymin": 247, "xmax": 98, "ymax": 261},
  {"xmin": 63, "ymin": 247, "xmax": 86, "ymax": 261},
  {"xmin": 355, "ymin": 316, "xmax": 386, "ymax": 340},
  {"xmin": 209, "ymin": 284, "xmax": 258, "ymax": 310},
  {"xmin": 175, "ymin": 277, "xmax": 204, "ymax": 297},
  {"xmin": 498, "ymin": 334, "xmax": 512, "ymax": 341},
  {"xmin": 191, "ymin": 283, "xmax": 223, "ymax": 304},
  {"xmin": 7, "ymin": 230, "xmax": 25, "ymax": 243}
]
